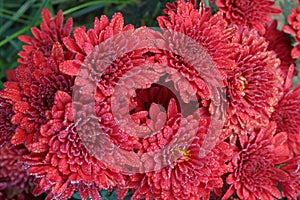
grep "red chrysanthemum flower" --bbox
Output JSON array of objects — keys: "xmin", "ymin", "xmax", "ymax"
[
  {"xmin": 283, "ymin": 4, "xmax": 300, "ymax": 59},
  {"xmin": 59, "ymin": 12, "xmax": 134, "ymax": 76},
  {"xmin": 26, "ymin": 91, "xmax": 124, "ymax": 200},
  {"xmin": 59, "ymin": 13, "xmax": 150, "ymax": 153},
  {"xmin": 0, "ymin": 9, "xmax": 74, "ymax": 150},
  {"xmin": 18, "ymin": 8, "xmax": 73, "ymax": 70},
  {"xmin": 225, "ymin": 27, "xmax": 283, "ymax": 138},
  {"xmin": 125, "ymin": 95, "xmax": 232, "ymax": 199},
  {"xmin": 0, "ymin": 143, "xmax": 36, "ymax": 200},
  {"xmin": 271, "ymin": 85, "xmax": 300, "ymax": 155},
  {"xmin": 223, "ymin": 122, "xmax": 291, "ymax": 200},
  {"xmin": 0, "ymin": 8, "xmax": 81, "ymax": 199},
  {"xmin": 216, "ymin": 0, "xmax": 281, "ymax": 35},
  {"xmin": 157, "ymin": 0, "xmax": 237, "ymax": 81},
  {"xmin": 127, "ymin": 139, "xmax": 232, "ymax": 200},
  {"xmin": 280, "ymin": 156, "xmax": 300, "ymax": 199},
  {"xmin": 264, "ymin": 20, "xmax": 296, "ymax": 79},
  {"xmin": 2, "ymin": 64, "xmax": 74, "ymax": 149}
]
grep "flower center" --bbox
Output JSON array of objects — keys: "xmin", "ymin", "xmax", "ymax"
[
  {"xmin": 130, "ymin": 83, "xmax": 179, "ymax": 125},
  {"xmin": 173, "ymin": 147, "xmax": 191, "ymax": 163},
  {"xmin": 236, "ymin": 76, "xmax": 247, "ymax": 96}
]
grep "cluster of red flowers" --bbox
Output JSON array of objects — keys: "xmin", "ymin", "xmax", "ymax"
[{"xmin": 0, "ymin": 0, "xmax": 300, "ymax": 199}]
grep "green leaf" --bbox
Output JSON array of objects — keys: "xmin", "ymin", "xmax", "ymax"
[
  {"xmin": 63, "ymin": 0, "xmax": 137, "ymax": 16},
  {"xmin": 0, "ymin": 0, "xmax": 35, "ymax": 36}
]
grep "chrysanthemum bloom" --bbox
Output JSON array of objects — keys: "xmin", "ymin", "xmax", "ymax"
[
  {"xmin": 263, "ymin": 20, "xmax": 296, "ymax": 79},
  {"xmin": 271, "ymin": 85, "xmax": 300, "ymax": 155},
  {"xmin": 59, "ymin": 12, "xmax": 135, "ymax": 76},
  {"xmin": 127, "ymin": 139, "xmax": 232, "ymax": 200},
  {"xmin": 216, "ymin": 0, "xmax": 281, "ymax": 35},
  {"xmin": 279, "ymin": 156, "xmax": 300, "ymax": 199},
  {"xmin": 157, "ymin": 0, "xmax": 237, "ymax": 81},
  {"xmin": 225, "ymin": 27, "xmax": 283, "ymax": 139},
  {"xmin": 283, "ymin": 4, "xmax": 300, "ymax": 59},
  {"xmin": 0, "ymin": 143, "xmax": 36, "ymax": 200},
  {"xmin": 222, "ymin": 122, "xmax": 291, "ymax": 200},
  {"xmin": 59, "ymin": 12, "xmax": 151, "ymax": 154},
  {"xmin": 124, "ymin": 90, "xmax": 232, "ymax": 199},
  {"xmin": 18, "ymin": 8, "xmax": 73, "ymax": 69},
  {"xmin": 157, "ymin": 0, "xmax": 238, "ymax": 144},
  {"xmin": 2, "ymin": 60, "xmax": 74, "ymax": 149},
  {"xmin": 27, "ymin": 91, "xmax": 124, "ymax": 200},
  {"xmin": 0, "ymin": 9, "xmax": 74, "ymax": 150}
]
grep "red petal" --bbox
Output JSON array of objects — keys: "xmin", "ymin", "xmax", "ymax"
[
  {"xmin": 51, "ymin": 154, "xmax": 59, "ymax": 167},
  {"xmin": 63, "ymin": 18, "xmax": 73, "ymax": 37},
  {"xmin": 94, "ymin": 15, "xmax": 109, "ymax": 34},
  {"xmin": 47, "ymin": 168, "xmax": 61, "ymax": 183},
  {"xmin": 73, "ymin": 27, "xmax": 92, "ymax": 54},
  {"xmin": 221, "ymin": 185, "xmax": 235, "ymax": 200},
  {"xmin": 117, "ymin": 189, "xmax": 128, "ymax": 200},
  {"xmin": 42, "ymin": 8, "xmax": 52, "ymax": 24},
  {"xmin": 282, "ymin": 25, "xmax": 296, "ymax": 35},
  {"xmin": 11, "ymin": 128, "xmax": 27, "ymax": 145},
  {"xmin": 59, "ymin": 60, "xmax": 81, "ymax": 76},
  {"xmin": 31, "ymin": 27, "xmax": 41, "ymax": 40},
  {"xmin": 18, "ymin": 35, "xmax": 32, "ymax": 44},
  {"xmin": 272, "ymin": 131, "xmax": 287, "ymax": 145},
  {"xmin": 27, "ymin": 142, "xmax": 49, "ymax": 153},
  {"xmin": 28, "ymin": 166, "xmax": 46, "ymax": 175},
  {"xmin": 54, "ymin": 91, "xmax": 72, "ymax": 108},
  {"xmin": 14, "ymin": 101, "xmax": 28, "ymax": 113},
  {"xmin": 291, "ymin": 46, "xmax": 300, "ymax": 59},
  {"xmin": 53, "ymin": 180, "xmax": 68, "ymax": 196},
  {"xmin": 215, "ymin": 0, "xmax": 226, "ymax": 6},
  {"xmin": 58, "ymin": 157, "xmax": 68, "ymax": 172},
  {"xmin": 54, "ymin": 10, "xmax": 64, "ymax": 30},
  {"xmin": 79, "ymin": 187, "xmax": 89, "ymax": 199},
  {"xmin": 167, "ymin": 98, "xmax": 178, "ymax": 118},
  {"xmin": 273, "ymin": 167, "xmax": 290, "ymax": 181},
  {"xmin": 89, "ymin": 187, "xmax": 102, "ymax": 200},
  {"xmin": 33, "ymin": 50, "xmax": 46, "ymax": 67},
  {"xmin": 149, "ymin": 103, "xmax": 161, "ymax": 121},
  {"xmin": 51, "ymin": 42, "xmax": 64, "ymax": 63},
  {"xmin": 61, "ymin": 187, "xmax": 75, "ymax": 199},
  {"xmin": 284, "ymin": 64, "xmax": 295, "ymax": 92},
  {"xmin": 32, "ymin": 185, "xmax": 45, "ymax": 196},
  {"xmin": 110, "ymin": 13, "xmax": 124, "ymax": 35},
  {"xmin": 63, "ymin": 37, "xmax": 81, "ymax": 53}
]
